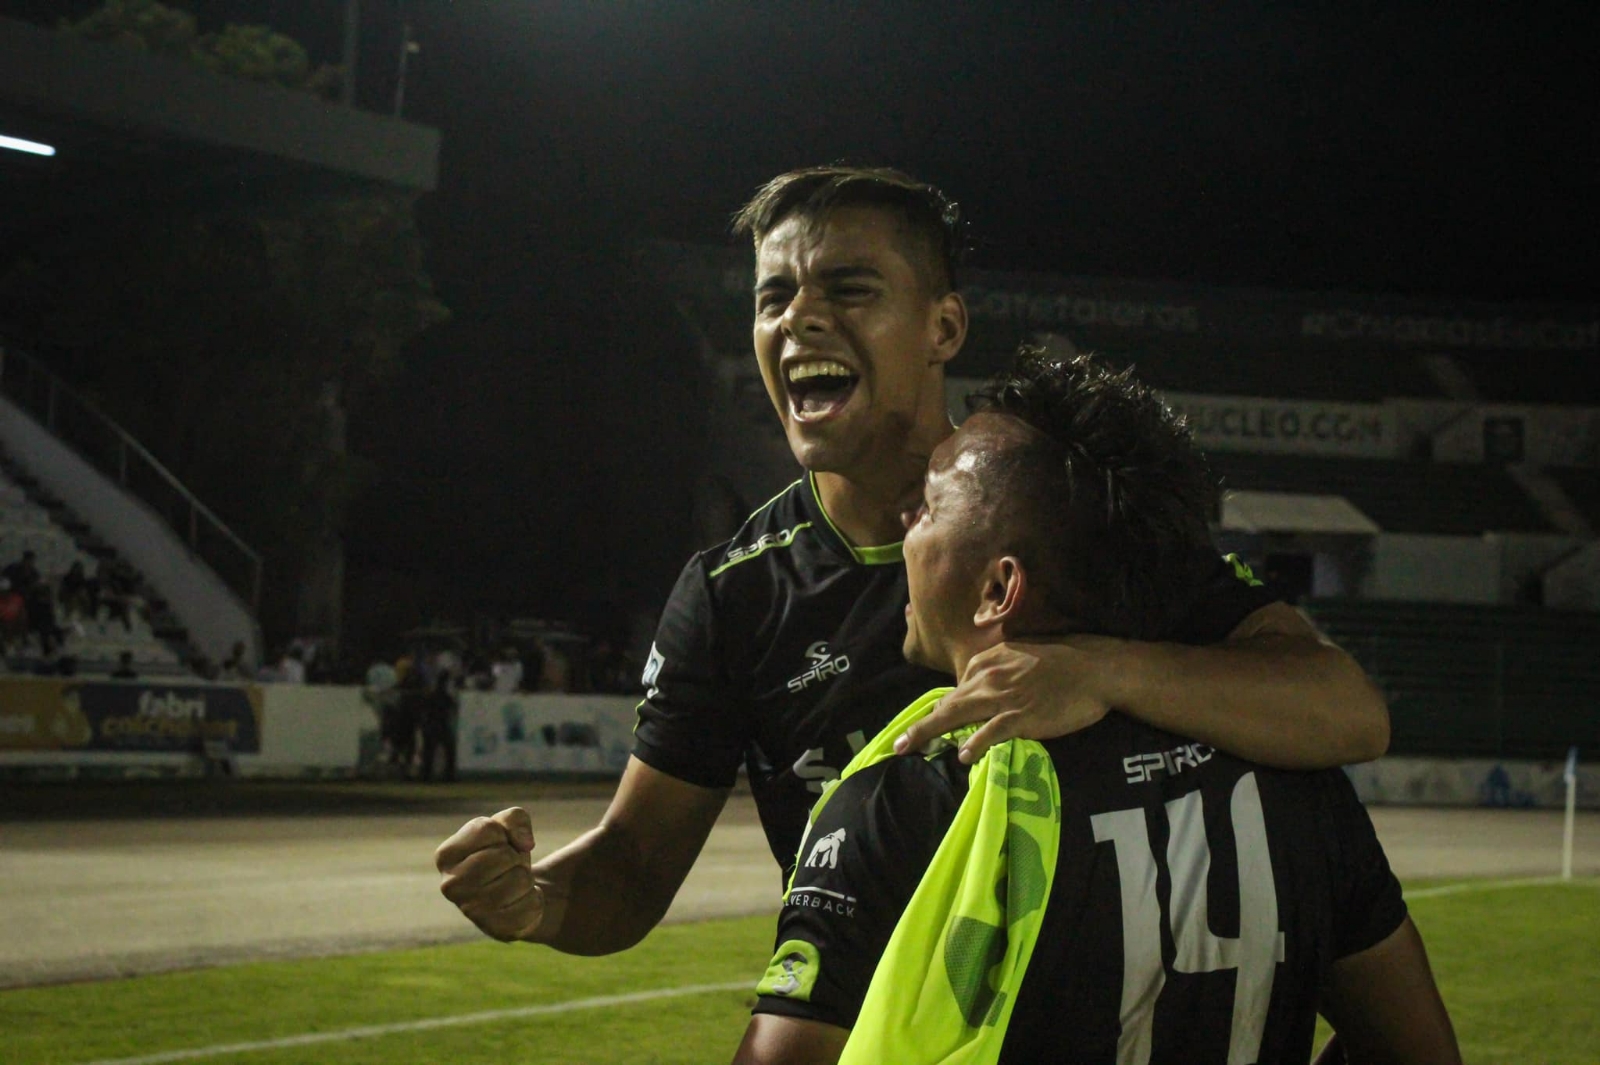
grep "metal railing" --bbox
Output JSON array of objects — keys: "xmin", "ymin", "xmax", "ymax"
[{"xmin": 0, "ymin": 345, "xmax": 262, "ymax": 612}]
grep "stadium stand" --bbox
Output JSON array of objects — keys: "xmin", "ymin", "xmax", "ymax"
[
  {"xmin": 0, "ymin": 463, "xmax": 188, "ymax": 677},
  {"xmin": 1450, "ymin": 353, "xmax": 1600, "ymax": 404},
  {"xmin": 1206, "ymin": 452, "xmax": 1556, "ymax": 535},
  {"xmin": 1547, "ymin": 467, "xmax": 1600, "ymax": 531},
  {"xmin": 1305, "ymin": 599, "xmax": 1600, "ymax": 760},
  {"xmin": 1102, "ymin": 347, "xmax": 1443, "ymax": 403}
]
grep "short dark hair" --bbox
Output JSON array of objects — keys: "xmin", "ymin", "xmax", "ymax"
[
  {"xmin": 969, "ymin": 348, "xmax": 1217, "ymax": 640},
  {"xmin": 731, "ymin": 165, "xmax": 966, "ymax": 292}
]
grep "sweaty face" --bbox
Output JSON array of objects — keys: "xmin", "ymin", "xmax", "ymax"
[
  {"xmin": 753, "ymin": 206, "xmax": 952, "ymax": 475},
  {"xmin": 901, "ymin": 421, "xmax": 995, "ymax": 673},
  {"xmin": 902, "ymin": 413, "xmax": 1040, "ymax": 673}
]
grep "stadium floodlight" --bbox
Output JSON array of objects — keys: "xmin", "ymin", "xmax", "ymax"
[{"xmin": 0, "ymin": 132, "xmax": 56, "ymax": 157}]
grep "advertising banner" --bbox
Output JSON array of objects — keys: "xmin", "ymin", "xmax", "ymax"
[
  {"xmin": 457, "ymin": 692, "xmax": 637, "ymax": 775},
  {"xmin": 1347, "ymin": 756, "xmax": 1597, "ymax": 811},
  {"xmin": 0, "ymin": 678, "xmax": 263, "ymax": 753},
  {"xmin": 1162, "ymin": 392, "xmax": 1397, "ymax": 457},
  {"xmin": 647, "ymin": 240, "xmax": 1599, "ymax": 383}
]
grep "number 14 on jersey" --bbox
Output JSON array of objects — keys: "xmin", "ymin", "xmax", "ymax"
[{"xmin": 1091, "ymin": 773, "xmax": 1286, "ymax": 1065}]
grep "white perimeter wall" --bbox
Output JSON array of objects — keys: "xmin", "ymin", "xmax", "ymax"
[
  {"xmin": 1348, "ymin": 755, "xmax": 1597, "ymax": 811},
  {"xmin": 240, "ymin": 685, "xmax": 368, "ymax": 774},
  {"xmin": 5, "ymin": 682, "xmax": 1596, "ymax": 811}
]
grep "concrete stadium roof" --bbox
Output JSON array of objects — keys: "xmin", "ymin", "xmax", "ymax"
[{"xmin": 0, "ymin": 16, "xmax": 440, "ymax": 235}]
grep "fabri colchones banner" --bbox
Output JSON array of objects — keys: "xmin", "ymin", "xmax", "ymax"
[{"xmin": 0, "ymin": 678, "xmax": 263, "ymax": 754}]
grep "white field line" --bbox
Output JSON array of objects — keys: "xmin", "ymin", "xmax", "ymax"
[
  {"xmin": 1406, "ymin": 875, "xmax": 1599, "ymax": 900},
  {"xmin": 76, "ymin": 981, "xmax": 752, "ymax": 1065},
  {"xmin": 69, "ymin": 876, "xmax": 1600, "ymax": 1065}
]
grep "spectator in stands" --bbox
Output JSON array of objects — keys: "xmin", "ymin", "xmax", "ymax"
[
  {"xmin": 537, "ymin": 639, "xmax": 570, "ymax": 692},
  {"xmin": 111, "ymin": 650, "xmax": 138, "ymax": 680},
  {"xmin": 190, "ymin": 653, "xmax": 219, "ymax": 681},
  {"xmin": 433, "ymin": 646, "xmax": 463, "ymax": 684},
  {"xmin": 420, "ymin": 669, "xmax": 459, "ymax": 783},
  {"xmin": 220, "ymin": 641, "xmax": 251, "ymax": 680},
  {"xmin": 0, "ymin": 577, "xmax": 26, "ymax": 655},
  {"xmin": 391, "ymin": 665, "xmax": 426, "ymax": 775},
  {"xmin": 463, "ymin": 652, "xmax": 495, "ymax": 691},
  {"xmin": 2, "ymin": 550, "xmax": 57, "ymax": 653},
  {"xmin": 491, "ymin": 646, "xmax": 524, "ymax": 693},
  {"xmin": 288, "ymin": 638, "xmax": 322, "ymax": 680},
  {"xmin": 100, "ymin": 561, "xmax": 144, "ymax": 632},
  {"xmin": 278, "ymin": 646, "xmax": 307, "ymax": 684},
  {"xmin": 2, "ymin": 549, "xmax": 40, "ymax": 596},
  {"xmin": 58, "ymin": 561, "xmax": 98, "ymax": 622},
  {"xmin": 587, "ymin": 639, "xmax": 635, "ymax": 694},
  {"xmin": 363, "ymin": 655, "xmax": 400, "ymax": 758}
]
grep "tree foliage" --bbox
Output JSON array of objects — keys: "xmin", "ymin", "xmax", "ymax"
[
  {"xmin": 63, "ymin": 0, "xmax": 343, "ymax": 97},
  {"xmin": 0, "ymin": 3, "xmax": 450, "ymax": 646}
]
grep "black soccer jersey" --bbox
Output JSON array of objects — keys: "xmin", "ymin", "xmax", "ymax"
[
  {"xmin": 754, "ymin": 715, "xmax": 1408, "ymax": 1064},
  {"xmin": 632, "ymin": 473, "xmax": 1277, "ymax": 876}
]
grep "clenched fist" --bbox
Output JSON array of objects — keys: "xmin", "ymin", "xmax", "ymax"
[{"xmin": 435, "ymin": 807, "xmax": 547, "ymax": 942}]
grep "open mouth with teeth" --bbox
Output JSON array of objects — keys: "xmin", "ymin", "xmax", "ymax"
[{"xmin": 786, "ymin": 360, "xmax": 860, "ymax": 419}]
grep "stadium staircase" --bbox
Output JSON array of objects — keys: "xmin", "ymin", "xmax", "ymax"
[
  {"xmin": 1303, "ymin": 598, "xmax": 1600, "ymax": 761},
  {"xmin": 1, "ymin": 458, "xmax": 191, "ymax": 675},
  {"xmin": 0, "ymin": 345, "xmax": 261, "ymax": 671}
]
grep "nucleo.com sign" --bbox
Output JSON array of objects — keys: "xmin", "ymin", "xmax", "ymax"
[{"xmin": 1164, "ymin": 393, "xmax": 1396, "ymax": 457}]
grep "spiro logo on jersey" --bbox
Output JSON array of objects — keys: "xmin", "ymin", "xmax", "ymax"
[
  {"xmin": 1124, "ymin": 742, "xmax": 1215, "ymax": 784},
  {"xmin": 787, "ymin": 641, "xmax": 851, "ymax": 693},
  {"xmin": 722, "ymin": 524, "xmax": 806, "ymax": 566},
  {"xmin": 641, "ymin": 644, "xmax": 665, "ymax": 699},
  {"xmin": 804, "ymin": 828, "xmax": 846, "ymax": 869}
]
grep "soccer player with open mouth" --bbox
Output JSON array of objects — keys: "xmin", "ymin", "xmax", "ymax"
[{"xmin": 435, "ymin": 167, "xmax": 1391, "ymax": 990}]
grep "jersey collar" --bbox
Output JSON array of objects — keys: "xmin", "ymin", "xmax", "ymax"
[{"xmin": 806, "ymin": 471, "xmax": 904, "ymax": 566}]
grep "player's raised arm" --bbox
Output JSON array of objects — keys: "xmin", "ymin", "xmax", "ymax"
[
  {"xmin": 436, "ymin": 756, "xmax": 728, "ymax": 955},
  {"xmin": 897, "ymin": 598, "xmax": 1390, "ymax": 771}
]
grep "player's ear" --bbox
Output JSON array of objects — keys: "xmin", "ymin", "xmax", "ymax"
[
  {"xmin": 929, "ymin": 291, "xmax": 967, "ymax": 367},
  {"xmin": 973, "ymin": 555, "xmax": 1026, "ymax": 628}
]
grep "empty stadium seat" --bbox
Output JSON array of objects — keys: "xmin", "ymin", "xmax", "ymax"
[{"xmin": 1304, "ymin": 599, "xmax": 1600, "ymax": 760}]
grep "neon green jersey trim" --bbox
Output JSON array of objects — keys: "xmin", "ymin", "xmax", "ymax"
[
  {"xmin": 1224, "ymin": 552, "xmax": 1265, "ymax": 588},
  {"xmin": 808, "ymin": 472, "xmax": 905, "ymax": 566},
  {"xmin": 708, "ymin": 522, "xmax": 814, "ymax": 578},
  {"xmin": 747, "ymin": 478, "xmax": 803, "ymax": 522}
]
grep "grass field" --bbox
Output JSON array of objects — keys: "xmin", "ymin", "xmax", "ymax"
[{"xmin": 3, "ymin": 879, "xmax": 1596, "ymax": 1065}]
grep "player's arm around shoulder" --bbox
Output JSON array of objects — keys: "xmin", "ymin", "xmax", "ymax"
[
  {"xmin": 1168, "ymin": 599, "xmax": 1392, "ymax": 767},
  {"xmin": 435, "ymin": 755, "xmax": 728, "ymax": 956},
  {"xmin": 898, "ymin": 599, "xmax": 1390, "ymax": 771}
]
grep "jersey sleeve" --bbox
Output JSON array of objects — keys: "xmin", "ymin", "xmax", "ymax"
[
  {"xmin": 1323, "ymin": 771, "xmax": 1409, "ymax": 959},
  {"xmin": 630, "ymin": 555, "xmax": 747, "ymax": 788},
  {"xmin": 753, "ymin": 754, "xmax": 965, "ymax": 1028},
  {"xmin": 1172, "ymin": 551, "xmax": 1281, "ymax": 644}
]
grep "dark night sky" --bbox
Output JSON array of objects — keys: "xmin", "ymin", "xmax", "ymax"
[{"xmin": 5, "ymin": 2, "xmax": 1598, "ymax": 642}]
